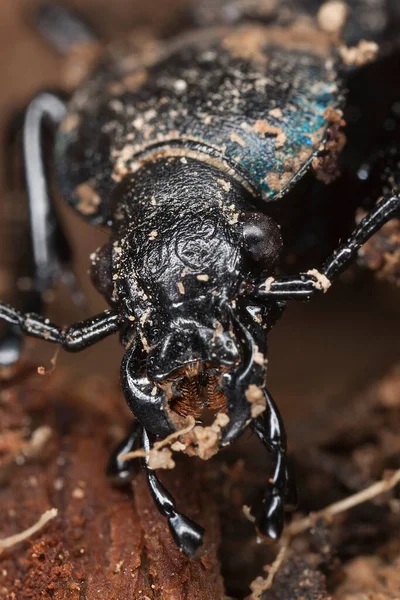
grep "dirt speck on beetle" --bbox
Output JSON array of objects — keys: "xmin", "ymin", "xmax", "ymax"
[{"xmin": 75, "ymin": 182, "xmax": 102, "ymax": 215}]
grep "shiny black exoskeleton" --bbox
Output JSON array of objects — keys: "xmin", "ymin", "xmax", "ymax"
[{"xmin": 1, "ymin": 1, "xmax": 400, "ymax": 557}]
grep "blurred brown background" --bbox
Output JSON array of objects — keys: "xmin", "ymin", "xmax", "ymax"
[{"xmin": 0, "ymin": 0, "xmax": 399, "ymax": 449}]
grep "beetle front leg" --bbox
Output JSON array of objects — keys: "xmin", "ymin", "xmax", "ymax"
[
  {"xmin": 142, "ymin": 428, "xmax": 205, "ymax": 558},
  {"xmin": 251, "ymin": 389, "xmax": 297, "ymax": 540},
  {"xmin": 254, "ymin": 193, "xmax": 400, "ymax": 301}
]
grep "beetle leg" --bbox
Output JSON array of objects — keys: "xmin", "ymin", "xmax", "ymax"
[
  {"xmin": 34, "ymin": 3, "xmax": 98, "ymax": 56},
  {"xmin": 106, "ymin": 421, "xmax": 142, "ymax": 487},
  {"xmin": 0, "ymin": 304, "xmax": 120, "ymax": 357},
  {"xmin": 254, "ymin": 193, "xmax": 400, "ymax": 301},
  {"xmin": 250, "ymin": 389, "xmax": 297, "ymax": 540},
  {"xmin": 0, "ymin": 93, "xmax": 86, "ymax": 365},
  {"xmin": 121, "ymin": 346, "xmax": 176, "ymax": 439},
  {"xmin": 142, "ymin": 428, "xmax": 205, "ymax": 558},
  {"xmin": 23, "ymin": 93, "xmax": 81, "ymax": 300}
]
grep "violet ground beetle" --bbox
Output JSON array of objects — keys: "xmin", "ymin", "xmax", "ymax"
[{"xmin": 0, "ymin": 1, "xmax": 399, "ymax": 557}]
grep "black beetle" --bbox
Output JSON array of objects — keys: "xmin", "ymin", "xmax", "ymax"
[{"xmin": 0, "ymin": 1, "xmax": 399, "ymax": 557}]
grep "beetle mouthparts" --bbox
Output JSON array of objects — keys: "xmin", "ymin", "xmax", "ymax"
[{"xmin": 160, "ymin": 362, "xmax": 228, "ymax": 422}]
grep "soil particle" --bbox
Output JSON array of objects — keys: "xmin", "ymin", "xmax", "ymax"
[
  {"xmin": 223, "ymin": 27, "xmax": 269, "ymax": 64},
  {"xmin": 339, "ymin": 40, "xmax": 379, "ymax": 67},
  {"xmin": 230, "ymin": 132, "xmax": 247, "ymax": 148},
  {"xmin": 307, "ymin": 269, "xmax": 332, "ymax": 292},
  {"xmin": 245, "ymin": 384, "xmax": 266, "ymax": 418},
  {"xmin": 357, "ymin": 215, "xmax": 400, "ymax": 286},
  {"xmin": 317, "ymin": 1, "xmax": 349, "ymax": 35},
  {"xmin": 335, "ymin": 555, "xmax": 400, "ymax": 599},
  {"xmin": 62, "ymin": 42, "xmax": 102, "ymax": 91},
  {"xmin": 183, "ymin": 413, "xmax": 230, "ymax": 460},
  {"xmin": 253, "ymin": 121, "xmax": 282, "ymax": 137},
  {"xmin": 75, "ymin": 182, "xmax": 102, "ymax": 216},
  {"xmin": 311, "ymin": 116, "xmax": 346, "ymax": 184},
  {"xmin": 250, "ymin": 556, "xmax": 331, "ymax": 600}
]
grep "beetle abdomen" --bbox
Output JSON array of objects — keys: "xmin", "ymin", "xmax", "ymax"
[{"xmin": 55, "ymin": 22, "xmax": 342, "ymax": 225}]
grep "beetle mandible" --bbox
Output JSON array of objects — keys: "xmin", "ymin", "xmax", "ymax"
[{"xmin": 0, "ymin": 2, "xmax": 399, "ymax": 557}]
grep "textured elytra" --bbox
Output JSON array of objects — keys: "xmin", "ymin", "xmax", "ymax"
[{"xmin": 54, "ymin": 23, "xmax": 342, "ymax": 225}]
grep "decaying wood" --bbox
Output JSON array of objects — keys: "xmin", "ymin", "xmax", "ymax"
[{"xmin": 0, "ymin": 368, "xmax": 224, "ymax": 599}]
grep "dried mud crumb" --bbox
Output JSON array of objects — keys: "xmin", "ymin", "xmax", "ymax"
[
  {"xmin": 62, "ymin": 41, "xmax": 102, "ymax": 90},
  {"xmin": 75, "ymin": 182, "xmax": 101, "ymax": 216},
  {"xmin": 357, "ymin": 215, "xmax": 400, "ymax": 285},
  {"xmin": 263, "ymin": 276, "xmax": 275, "ymax": 292},
  {"xmin": 268, "ymin": 107, "xmax": 283, "ymax": 119},
  {"xmin": 253, "ymin": 120, "xmax": 282, "ymax": 137},
  {"xmin": 339, "ymin": 40, "xmax": 379, "ymax": 67},
  {"xmin": 335, "ymin": 556, "xmax": 400, "ymax": 599},
  {"xmin": 182, "ymin": 413, "xmax": 230, "ymax": 460},
  {"xmin": 245, "ymin": 384, "xmax": 266, "ymax": 418},
  {"xmin": 148, "ymin": 447, "xmax": 175, "ymax": 470},
  {"xmin": 122, "ymin": 69, "xmax": 148, "ymax": 91},
  {"xmin": 223, "ymin": 27, "xmax": 268, "ymax": 64},
  {"xmin": 265, "ymin": 171, "xmax": 292, "ymax": 192},
  {"xmin": 250, "ymin": 556, "xmax": 330, "ymax": 600},
  {"xmin": 230, "ymin": 131, "xmax": 247, "ymax": 148},
  {"xmin": 317, "ymin": 1, "xmax": 349, "ymax": 35},
  {"xmin": 377, "ymin": 367, "xmax": 400, "ymax": 408},
  {"xmin": 59, "ymin": 113, "xmax": 81, "ymax": 134},
  {"xmin": 253, "ymin": 345, "xmax": 265, "ymax": 367},
  {"xmin": 324, "ymin": 106, "xmax": 344, "ymax": 123},
  {"xmin": 71, "ymin": 487, "xmax": 85, "ymax": 499},
  {"xmin": 312, "ymin": 117, "xmax": 346, "ymax": 184},
  {"xmin": 275, "ymin": 132, "xmax": 287, "ymax": 148},
  {"xmin": 307, "ymin": 268, "xmax": 331, "ymax": 292},
  {"xmin": 176, "ymin": 281, "xmax": 185, "ymax": 295},
  {"xmin": 217, "ymin": 178, "xmax": 231, "ymax": 192}
]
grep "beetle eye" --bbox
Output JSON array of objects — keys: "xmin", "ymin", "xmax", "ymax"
[
  {"xmin": 90, "ymin": 242, "xmax": 114, "ymax": 300},
  {"xmin": 241, "ymin": 212, "xmax": 282, "ymax": 271}
]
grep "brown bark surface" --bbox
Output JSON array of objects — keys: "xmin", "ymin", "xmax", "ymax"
[{"xmin": 0, "ymin": 368, "xmax": 224, "ymax": 599}]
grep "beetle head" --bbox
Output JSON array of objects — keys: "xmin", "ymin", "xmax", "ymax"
[{"xmin": 90, "ymin": 158, "xmax": 282, "ymax": 440}]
